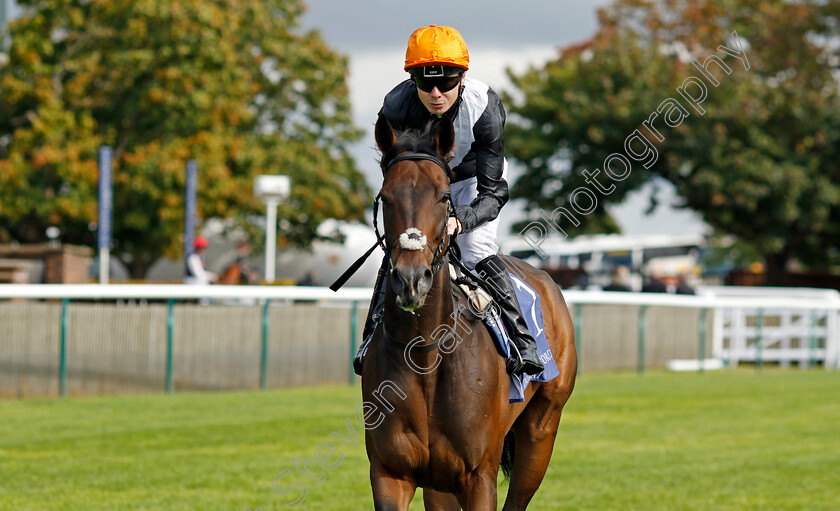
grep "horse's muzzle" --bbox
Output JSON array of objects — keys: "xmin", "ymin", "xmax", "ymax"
[{"xmin": 392, "ymin": 264, "xmax": 433, "ymax": 311}]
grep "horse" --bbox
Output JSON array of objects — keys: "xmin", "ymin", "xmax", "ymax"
[
  {"xmin": 218, "ymin": 254, "xmax": 258, "ymax": 285},
  {"xmin": 361, "ymin": 114, "xmax": 577, "ymax": 510},
  {"xmin": 218, "ymin": 261, "xmax": 243, "ymax": 285}
]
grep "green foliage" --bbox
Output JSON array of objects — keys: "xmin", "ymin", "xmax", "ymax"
[
  {"xmin": 0, "ymin": 0, "xmax": 370, "ymax": 277},
  {"xmin": 505, "ymin": 0, "xmax": 840, "ymax": 283}
]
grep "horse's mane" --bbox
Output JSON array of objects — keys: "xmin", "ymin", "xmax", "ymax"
[{"xmin": 378, "ymin": 120, "xmax": 455, "ymax": 181}]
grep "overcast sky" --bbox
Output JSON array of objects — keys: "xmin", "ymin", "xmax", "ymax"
[
  {"xmin": 301, "ymin": 0, "xmax": 706, "ymax": 238},
  {"xmin": 301, "ymin": 0, "xmax": 606, "ymax": 51},
  {"xmin": 301, "ymin": 0, "xmax": 608, "ymax": 131}
]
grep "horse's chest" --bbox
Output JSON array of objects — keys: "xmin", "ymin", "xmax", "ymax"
[
  {"xmin": 371, "ymin": 396, "xmax": 497, "ymax": 489},
  {"xmin": 365, "ymin": 337, "xmax": 505, "ymax": 489},
  {"xmin": 373, "ymin": 428, "xmax": 477, "ymax": 491}
]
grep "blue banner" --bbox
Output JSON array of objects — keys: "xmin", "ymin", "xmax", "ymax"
[
  {"xmin": 97, "ymin": 146, "xmax": 113, "ymax": 250},
  {"xmin": 184, "ymin": 160, "xmax": 198, "ymax": 257}
]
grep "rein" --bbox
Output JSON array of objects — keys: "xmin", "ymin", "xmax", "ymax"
[
  {"xmin": 330, "ymin": 151, "xmax": 455, "ymax": 292},
  {"xmin": 376, "ymin": 151, "xmax": 458, "ymax": 353},
  {"xmin": 372, "ymin": 152, "xmax": 455, "ymax": 278},
  {"xmin": 380, "ymin": 294, "xmax": 463, "ymax": 353},
  {"xmin": 383, "ymin": 152, "xmax": 451, "ymax": 175}
]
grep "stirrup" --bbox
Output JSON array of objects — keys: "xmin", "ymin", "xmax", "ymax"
[
  {"xmin": 352, "ymin": 349, "xmax": 366, "ymax": 377},
  {"xmin": 518, "ymin": 358, "xmax": 545, "ymax": 376},
  {"xmin": 508, "ymin": 357, "xmax": 544, "ymax": 376},
  {"xmin": 516, "ymin": 345, "xmax": 545, "ymax": 375},
  {"xmin": 506, "ymin": 342, "xmax": 525, "ymax": 374},
  {"xmin": 353, "ymin": 312, "xmax": 382, "ymax": 376},
  {"xmin": 353, "ymin": 336, "xmax": 370, "ymax": 376},
  {"xmin": 505, "ymin": 337, "xmax": 544, "ymax": 376}
]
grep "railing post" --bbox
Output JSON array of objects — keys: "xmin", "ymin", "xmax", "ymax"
[
  {"xmin": 166, "ymin": 298, "xmax": 175, "ymax": 393},
  {"xmin": 350, "ymin": 300, "xmax": 358, "ymax": 385},
  {"xmin": 261, "ymin": 299, "xmax": 270, "ymax": 390},
  {"xmin": 698, "ymin": 307, "xmax": 707, "ymax": 374},
  {"xmin": 574, "ymin": 303, "xmax": 582, "ymax": 376},
  {"xmin": 828, "ymin": 309, "xmax": 840, "ymax": 370},
  {"xmin": 755, "ymin": 308, "xmax": 763, "ymax": 373},
  {"xmin": 808, "ymin": 310, "xmax": 818, "ymax": 369},
  {"xmin": 59, "ymin": 298, "xmax": 69, "ymax": 397},
  {"xmin": 638, "ymin": 305, "xmax": 648, "ymax": 375}
]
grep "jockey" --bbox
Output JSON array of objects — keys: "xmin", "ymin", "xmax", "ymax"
[
  {"xmin": 184, "ymin": 236, "xmax": 217, "ymax": 286},
  {"xmin": 353, "ymin": 25, "xmax": 544, "ymax": 377}
]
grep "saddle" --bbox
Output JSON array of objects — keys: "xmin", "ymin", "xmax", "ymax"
[
  {"xmin": 448, "ymin": 262, "xmax": 507, "ymax": 353},
  {"xmin": 447, "ymin": 260, "xmax": 560, "ymax": 403}
]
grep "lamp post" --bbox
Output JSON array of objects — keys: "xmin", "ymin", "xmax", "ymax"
[
  {"xmin": 0, "ymin": 0, "xmax": 7, "ymax": 50},
  {"xmin": 0, "ymin": 0, "xmax": 10, "ymax": 60},
  {"xmin": 253, "ymin": 175, "xmax": 290, "ymax": 284}
]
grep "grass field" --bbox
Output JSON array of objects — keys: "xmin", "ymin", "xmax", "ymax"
[{"xmin": 1, "ymin": 369, "xmax": 838, "ymax": 510}]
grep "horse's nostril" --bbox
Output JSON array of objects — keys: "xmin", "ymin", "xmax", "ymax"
[
  {"xmin": 392, "ymin": 265, "xmax": 432, "ymax": 298},
  {"xmin": 391, "ymin": 271, "xmax": 405, "ymax": 293}
]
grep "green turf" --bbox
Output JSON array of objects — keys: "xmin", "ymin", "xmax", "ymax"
[{"xmin": 1, "ymin": 370, "xmax": 838, "ymax": 510}]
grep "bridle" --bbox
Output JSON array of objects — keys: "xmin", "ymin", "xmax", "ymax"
[
  {"xmin": 369, "ymin": 150, "xmax": 467, "ymax": 355},
  {"xmin": 372, "ymin": 152, "xmax": 455, "ymax": 277}
]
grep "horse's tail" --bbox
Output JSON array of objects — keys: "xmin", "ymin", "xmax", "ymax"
[{"xmin": 500, "ymin": 431, "xmax": 515, "ymax": 480}]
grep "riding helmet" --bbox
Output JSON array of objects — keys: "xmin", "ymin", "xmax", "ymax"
[{"xmin": 404, "ymin": 25, "xmax": 469, "ymax": 71}]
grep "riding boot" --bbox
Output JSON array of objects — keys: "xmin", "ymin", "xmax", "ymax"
[
  {"xmin": 353, "ymin": 256, "xmax": 388, "ymax": 376},
  {"xmin": 475, "ymin": 255, "xmax": 545, "ymax": 376}
]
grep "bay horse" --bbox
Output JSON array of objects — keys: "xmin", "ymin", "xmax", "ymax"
[
  {"xmin": 218, "ymin": 261, "xmax": 243, "ymax": 285},
  {"xmin": 361, "ymin": 114, "xmax": 577, "ymax": 510}
]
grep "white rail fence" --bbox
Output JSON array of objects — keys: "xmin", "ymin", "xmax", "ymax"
[
  {"xmin": 704, "ymin": 287, "xmax": 840, "ymax": 369},
  {"xmin": 0, "ymin": 284, "xmax": 837, "ymax": 398}
]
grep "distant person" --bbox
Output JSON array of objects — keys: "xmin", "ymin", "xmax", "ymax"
[
  {"xmin": 218, "ymin": 239, "xmax": 260, "ymax": 285},
  {"xmin": 297, "ymin": 269, "xmax": 316, "ymax": 286},
  {"xmin": 603, "ymin": 265, "xmax": 632, "ymax": 292},
  {"xmin": 675, "ymin": 272, "xmax": 696, "ymax": 295},
  {"xmin": 641, "ymin": 268, "xmax": 667, "ymax": 293},
  {"xmin": 184, "ymin": 237, "xmax": 217, "ymax": 286}
]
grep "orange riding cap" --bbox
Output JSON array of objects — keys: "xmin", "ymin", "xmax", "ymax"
[{"xmin": 404, "ymin": 25, "xmax": 469, "ymax": 71}]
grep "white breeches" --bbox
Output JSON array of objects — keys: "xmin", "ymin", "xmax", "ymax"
[{"xmin": 450, "ymin": 160, "xmax": 508, "ymax": 269}]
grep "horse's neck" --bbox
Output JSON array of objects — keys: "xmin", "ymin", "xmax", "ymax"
[{"xmin": 383, "ymin": 268, "xmax": 453, "ymax": 345}]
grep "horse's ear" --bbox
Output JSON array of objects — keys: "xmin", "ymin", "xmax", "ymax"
[
  {"xmin": 434, "ymin": 117, "xmax": 456, "ymax": 160},
  {"xmin": 375, "ymin": 113, "xmax": 397, "ymax": 154}
]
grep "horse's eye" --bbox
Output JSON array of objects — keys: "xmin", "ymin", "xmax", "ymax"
[{"xmin": 439, "ymin": 193, "xmax": 451, "ymax": 204}]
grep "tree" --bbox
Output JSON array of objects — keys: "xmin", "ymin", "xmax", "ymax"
[
  {"xmin": 0, "ymin": 0, "xmax": 370, "ymax": 278},
  {"xmin": 504, "ymin": 0, "xmax": 840, "ymax": 285}
]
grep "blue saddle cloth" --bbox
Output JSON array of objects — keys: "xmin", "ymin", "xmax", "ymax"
[{"xmin": 483, "ymin": 273, "xmax": 560, "ymax": 403}]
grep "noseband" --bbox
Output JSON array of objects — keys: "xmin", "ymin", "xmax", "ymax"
[{"xmin": 372, "ymin": 152, "xmax": 455, "ymax": 276}]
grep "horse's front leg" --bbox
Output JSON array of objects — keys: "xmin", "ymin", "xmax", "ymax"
[
  {"xmin": 456, "ymin": 466, "xmax": 499, "ymax": 511},
  {"xmin": 370, "ymin": 460, "xmax": 417, "ymax": 511},
  {"xmin": 423, "ymin": 488, "xmax": 460, "ymax": 510}
]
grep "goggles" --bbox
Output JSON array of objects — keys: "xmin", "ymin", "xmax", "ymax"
[{"xmin": 410, "ymin": 65, "xmax": 464, "ymax": 93}]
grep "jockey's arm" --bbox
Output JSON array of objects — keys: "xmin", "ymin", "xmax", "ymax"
[{"xmin": 452, "ymin": 104, "xmax": 509, "ymax": 233}]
